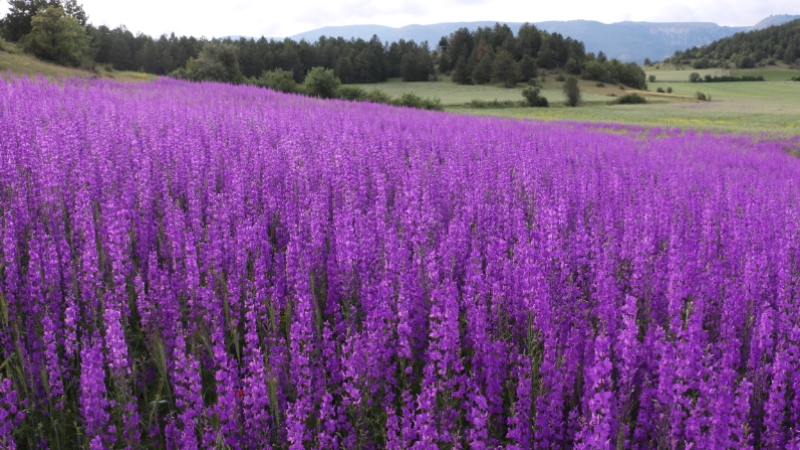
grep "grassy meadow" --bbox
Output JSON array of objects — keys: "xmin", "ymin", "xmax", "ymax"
[
  {"xmin": 347, "ymin": 63, "xmax": 800, "ymax": 136},
  {"xmin": 0, "ymin": 42, "xmax": 156, "ymax": 83}
]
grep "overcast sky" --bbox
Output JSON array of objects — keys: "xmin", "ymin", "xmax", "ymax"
[{"xmin": 2, "ymin": 0, "xmax": 797, "ymax": 38}]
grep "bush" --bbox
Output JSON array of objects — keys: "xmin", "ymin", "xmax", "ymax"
[
  {"xmin": 615, "ymin": 93, "xmax": 647, "ymax": 104},
  {"xmin": 304, "ymin": 67, "xmax": 341, "ymax": 99},
  {"xmin": 366, "ymin": 89, "xmax": 392, "ymax": 103},
  {"xmin": 696, "ymin": 91, "xmax": 712, "ymax": 101},
  {"xmin": 562, "ymin": 76, "xmax": 581, "ymax": 107},
  {"xmin": 391, "ymin": 93, "xmax": 443, "ymax": 111},
  {"xmin": 648, "ymin": 75, "xmax": 656, "ymax": 82},
  {"xmin": 556, "ymin": 74, "xmax": 566, "ymax": 82},
  {"xmin": 337, "ymin": 85, "xmax": 367, "ymax": 101},
  {"xmin": 689, "ymin": 72, "xmax": 701, "ymax": 83},
  {"xmin": 656, "ymin": 87, "xmax": 665, "ymax": 93},
  {"xmin": 667, "ymin": 87, "xmax": 673, "ymax": 93},
  {"xmin": 521, "ymin": 85, "xmax": 549, "ymax": 107},
  {"xmin": 253, "ymin": 69, "xmax": 299, "ymax": 93},
  {"xmin": 596, "ymin": 82, "xmax": 605, "ymax": 87}
]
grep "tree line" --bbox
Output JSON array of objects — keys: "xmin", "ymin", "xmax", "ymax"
[
  {"xmin": 669, "ymin": 18, "xmax": 800, "ymax": 69},
  {"xmin": 2, "ymin": 0, "xmax": 648, "ymax": 91}
]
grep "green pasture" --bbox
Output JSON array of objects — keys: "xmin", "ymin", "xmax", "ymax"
[
  {"xmin": 0, "ymin": 42, "xmax": 156, "ymax": 83},
  {"xmin": 349, "ymin": 66, "xmax": 800, "ymax": 136}
]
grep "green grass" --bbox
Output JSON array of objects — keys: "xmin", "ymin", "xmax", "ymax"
[
  {"xmin": 0, "ymin": 42, "xmax": 156, "ymax": 83},
  {"xmin": 351, "ymin": 75, "xmax": 612, "ymax": 106},
  {"xmin": 348, "ymin": 68, "xmax": 800, "ymax": 137}
]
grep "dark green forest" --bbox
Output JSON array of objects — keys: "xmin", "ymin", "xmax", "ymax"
[
  {"xmin": 1, "ymin": 0, "xmax": 647, "ymax": 90},
  {"xmin": 670, "ymin": 19, "xmax": 800, "ymax": 68}
]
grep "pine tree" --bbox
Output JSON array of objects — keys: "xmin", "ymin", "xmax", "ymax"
[
  {"xmin": 491, "ymin": 49, "xmax": 518, "ymax": 87},
  {"xmin": 519, "ymin": 54, "xmax": 537, "ymax": 82},
  {"xmin": 471, "ymin": 51, "xmax": 493, "ymax": 85}
]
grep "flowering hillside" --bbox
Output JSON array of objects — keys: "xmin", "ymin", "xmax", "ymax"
[{"xmin": 1, "ymin": 77, "xmax": 800, "ymax": 449}]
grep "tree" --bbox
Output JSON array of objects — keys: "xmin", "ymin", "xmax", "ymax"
[
  {"xmin": 451, "ymin": 54, "xmax": 471, "ymax": 84},
  {"xmin": 2, "ymin": 0, "xmax": 86, "ymax": 41},
  {"xmin": 785, "ymin": 42, "xmax": 798, "ymax": 64},
  {"xmin": 689, "ymin": 72, "xmax": 701, "ymax": 82},
  {"xmin": 491, "ymin": 49, "xmax": 517, "ymax": 87},
  {"xmin": 254, "ymin": 69, "xmax": 299, "ymax": 93},
  {"xmin": 304, "ymin": 66, "xmax": 340, "ymax": 99},
  {"xmin": 518, "ymin": 54, "xmax": 537, "ymax": 82},
  {"xmin": 562, "ymin": 75, "xmax": 581, "ymax": 107},
  {"xmin": 516, "ymin": 23, "xmax": 542, "ymax": 58},
  {"xmin": 20, "ymin": 6, "xmax": 90, "ymax": 66},
  {"xmin": 172, "ymin": 43, "xmax": 244, "ymax": 84},
  {"xmin": 648, "ymin": 75, "xmax": 656, "ymax": 82},
  {"xmin": 400, "ymin": 44, "xmax": 434, "ymax": 82},
  {"xmin": 472, "ymin": 51, "xmax": 493, "ymax": 85}
]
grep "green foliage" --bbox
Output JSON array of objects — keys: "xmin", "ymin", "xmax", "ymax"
[
  {"xmin": 644, "ymin": 58, "xmax": 652, "ymax": 66},
  {"xmin": 469, "ymin": 98, "xmax": 523, "ymax": 109},
  {"xmin": 736, "ymin": 55, "xmax": 755, "ymax": 68},
  {"xmin": 555, "ymin": 74, "xmax": 565, "ymax": 82},
  {"xmin": 2, "ymin": 0, "xmax": 82, "ymax": 41},
  {"xmin": 400, "ymin": 43, "xmax": 434, "ymax": 82},
  {"xmin": 696, "ymin": 91, "xmax": 711, "ymax": 101},
  {"xmin": 171, "ymin": 43, "xmax": 244, "ymax": 84},
  {"xmin": 390, "ymin": 92, "xmax": 443, "ymax": 111},
  {"xmin": 656, "ymin": 87, "xmax": 665, "ymax": 93},
  {"xmin": 648, "ymin": 74, "xmax": 656, "ymax": 82},
  {"xmin": 362, "ymin": 89, "xmax": 389, "ymax": 103},
  {"xmin": 252, "ymin": 69, "xmax": 299, "ymax": 93},
  {"xmin": 518, "ymin": 54, "xmax": 537, "ymax": 82},
  {"xmin": 521, "ymin": 85, "xmax": 548, "ymax": 107},
  {"xmin": 451, "ymin": 55, "xmax": 472, "ymax": 85},
  {"xmin": 672, "ymin": 19, "xmax": 800, "ymax": 65},
  {"xmin": 562, "ymin": 75, "xmax": 581, "ymax": 107},
  {"xmin": 582, "ymin": 59, "xmax": 648, "ymax": 89},
  {"xmin": 596, "ymin": 82, "xmax": 605, "ymax": 87},
  {"xmin": 471, "ymin": 50, "xmax": 493, "ymax": 85},
  {"xmin": 615, "ymin": 93, "xmax": 647, "ymax": 104},
  {"xmin": 689, "ymin": 72, "xmax": 701, "ymax": 82},
  {"xmin": 20, "ymin": 6, "xmax": 90, "ymax": 67},
  {"xmin": 692, "ymin": 58, "xmax": 710, "ymax": 69},
  {"xmin": 667, "ymin": 87, "xmax": 673, "ymax": 93},
  {"xmin": 304, "ymin": 66, "xmax": 341, "ymax": 99},
  {"xmin": 491, "ymin": 49, "xmax": 518, "ymax": 87},
  {"xmin": 337, "ymin": 85, "xmax": 367, "ymax": 101}
]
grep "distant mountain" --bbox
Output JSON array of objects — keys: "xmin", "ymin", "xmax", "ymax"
[
  {"xmin": 751, "ymin": 15, "xmax": 800, "ymax": 30},
  {"xmin": 288, "ymin": 19, "xmax": 792, "ymax": 64}
]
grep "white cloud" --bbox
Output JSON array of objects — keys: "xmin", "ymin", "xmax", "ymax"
[{"xmin": 0, "ymin": 0, "xmax": 796, "ymax": 38}]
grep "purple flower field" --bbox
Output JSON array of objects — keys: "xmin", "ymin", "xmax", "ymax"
[{"xmin": 1, "ymin": 76, "xmax": 800, "ymax": 449}]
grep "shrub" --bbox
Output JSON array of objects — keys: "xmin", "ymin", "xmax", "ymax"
[
  {"xmin": 656, "ymin": 87, "xmax": 665, "ymax": 93},
  {"xmin": 304, "ymin": 67, "xmax": 341, "ymax": 99},
  {"xmin": 689, "ymin": 72, "xmax": 701, "ymax": 83},
  {"xmin": 696, "ymin": 91, "xmax": 711, "ymax": 101},
  {"xmin": 391, "ymin": 93, "xmax": 443, "ymax": 111},
  {"xmin": 648, "ymin": 75, "xmax": 656, "ymax": 82},
  {"xmin": 365, "ymin": 89, "xmax": 392, "ymax": 103},
  {"xmin": 522, "ymin": 85, "xmax": 541, "ymax": 106},
  {"xmin": 556, "ymin": 74, "xmax": 566, "ymax": 82},
  {"xmin": 253, "ymin": 69, "xmax": 299, "ymax": 93},
  {"xmin": 171, "ymin": 43, "xmax": 245, "ymax": 84},
  {"xmin": 615, "ymin": 93, "xmax": 647, "ymax": 104},
  {"xmin": 596, "ymin": 82, "xmax": 605, "ymax": 87},
  {"xmin": 667, "ymin": 87, "xmax": 673, "ymax": 93},
  {"xmin": 337, "ymin": 85, "xmax": 367, "ymax": 101}
]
